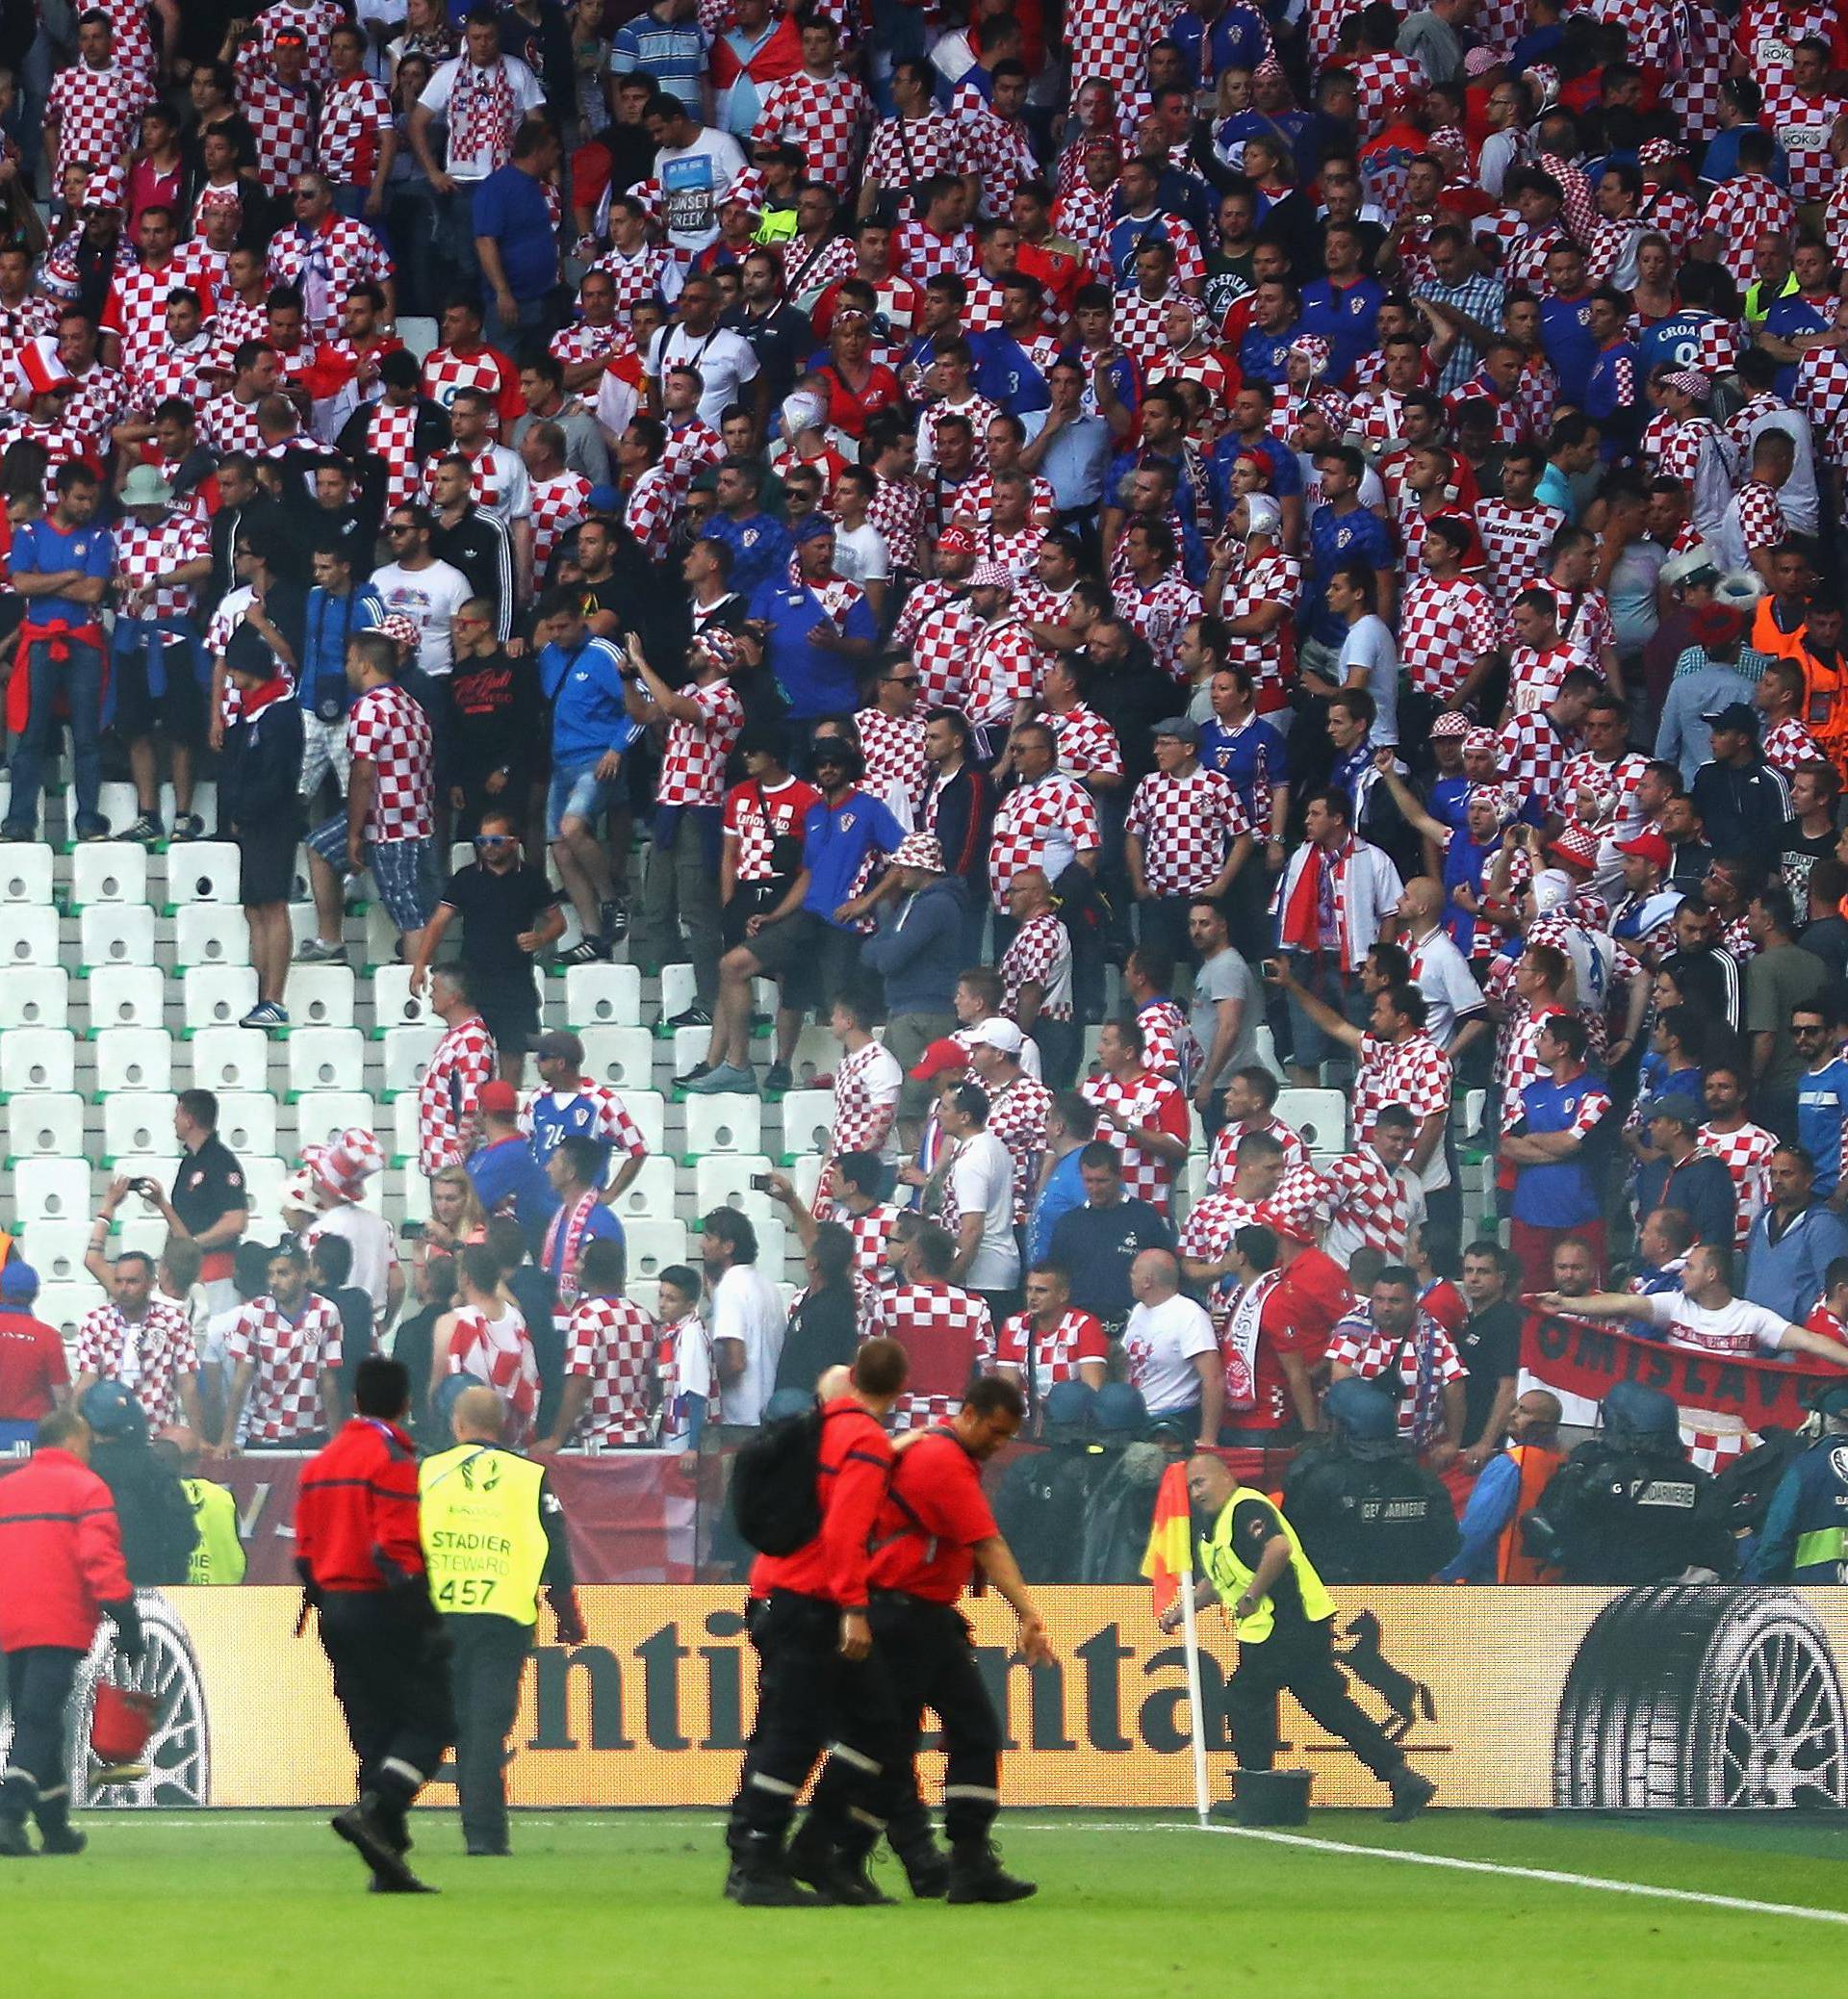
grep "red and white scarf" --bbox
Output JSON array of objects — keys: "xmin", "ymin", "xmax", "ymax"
[
  {"xmin": 1220, "ymin": 1266, "xmax": 1282, "ymax": 1411},
  {"xmin": 542, "ymin": 1191, "xmax": 602, "ymax": 1308},
  {"xmin": 1279, "ymin": 836, "xmax": 1358, "ymax": 969}
]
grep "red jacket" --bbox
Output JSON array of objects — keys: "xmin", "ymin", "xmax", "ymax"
[
  {"xmin": 0, "ymin": 1448, "xmax": 132, "ymax": 1652},
  {"xmin": 295, "ymin": 1417, "xmax": 424, "ymax": 1595},
  {"xmin": 749, "ymin": 1398, "xmax": 893, "ymax": 1611}
]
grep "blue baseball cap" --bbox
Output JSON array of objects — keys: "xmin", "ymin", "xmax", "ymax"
[{"xmin": 0, "ymin": 1260, "xmax": 39, "ymax": 1301}]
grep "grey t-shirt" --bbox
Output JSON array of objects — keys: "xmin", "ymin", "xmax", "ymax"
[
  {"xmin": 1190, "ymin": 946, "xmax": 1260, "ymax": 1090},
  {"xmin": 1341, "ymin": 614, "xmax": 1400, "ymax": 742}
]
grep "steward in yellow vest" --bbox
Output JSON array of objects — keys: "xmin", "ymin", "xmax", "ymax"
[
  {"xmin": 419, "ymin": 1385, "xmax": 585, "ymax": 1857},
  {"xmin": 182, "ymin": 1475, "xmax": 246, "ymax": 1585},
  {"xmin": 1167, "ymin": 1453, "xmax": 1436, "ymax": 1821}
]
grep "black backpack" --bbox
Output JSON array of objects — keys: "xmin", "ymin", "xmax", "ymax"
[{"xmin": 731, "ymin": 1404, "xmax": 844, "ymax": 1555}]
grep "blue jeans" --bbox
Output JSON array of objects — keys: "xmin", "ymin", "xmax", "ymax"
[
  {"xmin": 7, "ymin": 637, "xmax": 106, "ymax": 835},
  {"xmin": 1283, "ymin": 954, "xmax": 1366, "ymax": 1075}
]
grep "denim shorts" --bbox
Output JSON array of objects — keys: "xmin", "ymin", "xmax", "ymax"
[
  {"xmin": 306, "ymin": 815, "xmax": 438, "ymax": 931},
  {"xmin": 547, "ymin": 762, "xmax": 614, "ymax": 841}
]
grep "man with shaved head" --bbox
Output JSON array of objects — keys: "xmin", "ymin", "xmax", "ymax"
[
  {"xmin": 418, "ymin": 1383, "xmax": 585, "ymax": 1857},
  {"xmin": 1392, "ymin": 874, "xmax": 1488, "ymax": 1061}
]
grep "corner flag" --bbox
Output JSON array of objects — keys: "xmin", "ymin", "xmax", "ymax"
[{"xmin": 1142, "ymin": 1461, "xmax": 1194, "ymax": 1616}]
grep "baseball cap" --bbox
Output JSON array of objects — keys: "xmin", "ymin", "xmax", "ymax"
[
  {"xmin": 1616, "ymin": 830, "xmax": 1671, "ymax": 870},
  {"xmin": 0, "ymin": 1260, "xmax": 39, "ymax": 1302},
  {"xmin": 1643, "ymin": 1094, "xmax": 1699, "ymax": 1130},
  {"xmin": 1702, "ymin": 700, "xmax": 1758, "ymax": 737},
  {"xmin": 963, "ymin": 1018, "xmax": 1023, "ymax": 1056},
  {"xmin": 908, "ymin": 1037, "xmax": 970, "ymax": 1083},
  {"xmin": 1153, "ymin": 716, "xmax": 1199, "ymax": 746},
  {"xmin": 478, "ymin": 1080, "xmax": 519, "ymax": 1115},
  {"xmin": 534, "ymin": 1028, "xmax": 584, "ymax": 1064}
]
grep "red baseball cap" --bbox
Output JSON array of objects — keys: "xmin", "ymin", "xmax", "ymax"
[
  {"xmin": 1616, "ymin": 830, "xmax": 1672, "ymax": 870},
  {"xmin": 908, "ymin": 1038, "xmax": 970, "ymax": 1084},
  {"xmin": 478, "ymin": 1080, "xmax": 519, "ymax": 1114}
]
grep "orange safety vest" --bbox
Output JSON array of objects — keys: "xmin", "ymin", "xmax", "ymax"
[
  {"xmin": 1795, "ymin": 634, "xmax": 1848, "ymax": 782},
  {"xmin": 1495, "ymin": 1442, "xmax": 1565, "ymax": 1584}
]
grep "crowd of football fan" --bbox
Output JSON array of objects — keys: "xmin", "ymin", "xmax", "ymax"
[{"xmin": 4, "ymin": 0, "xmax": 1848, "ymax": 1582}]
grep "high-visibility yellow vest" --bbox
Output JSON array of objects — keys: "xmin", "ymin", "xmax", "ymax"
[
  {"xmin": 418, "ymin": 1444, "xmax": 549, "ymax": 1626},
  {"xmin": 182, "ymin": 1477, "xmax": 246, "ymax": 1585},
  {"xmin": 1198, "ymin": 1486, "xmax": 1335, "ymax": 1645}
]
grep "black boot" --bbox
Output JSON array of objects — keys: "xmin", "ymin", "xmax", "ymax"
[
  {"xmin": 333, "ymin": 1793, "xmax": 431, "ymax": 1892},
  {"xmin": 0, "ymin": 1815, "xmax": 34, "ymax": 1859},
  {"xmin": 788, "ymin": 1816, "xmax": 896, "ymax": 1907},
  {"xmin": 946, "ymin": 1837, "xmax": 1036, "ymax": 1904},
  {"xmin": 35, "ymin": 1792, "xmax": 86, "ymax": 1857},
  {"xmin": 726, "ymin": 1830, "xmax": 823, "ymax": 1907},
  {"xmin": 1384, "ymin": 1766, "xmax": 1436, "ymax": 1823},
  {"xmin": 889, "ymin": 1831, "xmax": 949, "ymax": 1898}
]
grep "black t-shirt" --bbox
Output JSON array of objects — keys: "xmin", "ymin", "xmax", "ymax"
[
  {"xmin": 776, "ymin": 1281, "xmax": 860, "ymax": 1392},
  {"xmin": 1456, "ymin": 1299, "xmax": 1522, "ymax": 1442},
  {"xmin": 1228, "ymin": 1495, "xmax": 1308, "ymax": 1631},
  {"xmin": 1779, "ymin": 817, "xmax": 1837, "ymax": 904},
  {"xmin": 439, "ymin": 861, "xmax": 559, "ymax": 984},
  {"xmin": 169, "ymin": 1135, "xmax": 246, "ymax": 1240},
  {"xmin": 1047, "ymin": 1197, "xmax": 1175, "ymax": 1325}
]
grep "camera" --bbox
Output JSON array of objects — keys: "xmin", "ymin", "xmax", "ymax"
[{"xmin": 749, "ymin": 1173, "xmax": 774, "ymax": 1193}]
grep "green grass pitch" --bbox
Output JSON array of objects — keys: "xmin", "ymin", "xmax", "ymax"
[{"xmin": 4, "ymin": 1810, "xmax": 1845, "ymax": 1995}]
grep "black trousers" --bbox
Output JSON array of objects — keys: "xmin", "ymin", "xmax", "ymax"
[
  {"xmin": 1, "ymin": 1646, "xmax": 82, "ymax": 1817},
  {"xmin": 863, "ymin": 1593, "xmax": 1005, "ymax": 1849},
  {"xmin": 447, "ymin": 1614, "xmax": 532, "ymax": 1850},
  {"xmin": 317, "ymin": 1593, "xmax": 455, "ymax": 1830},
  {"xmin": 730, "ymin": 1591, "xmax": 897, "ymax": 1847},
  {"xmin": 1223, "ymin": 1617, "xmax": 1401, "ymax": 1782}
]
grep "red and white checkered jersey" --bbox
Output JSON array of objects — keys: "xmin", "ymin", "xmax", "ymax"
[
  {"xmin": 129, "ymin": 336, "xmax": 218, "ymax": 419},
  {"xmin": 0, "ymin": 417, "xmax": 94, "ymax": 504},
  {"xmin": 1560, "ymin": 749, "xmax": 1648, "ymax": 837},
  {"xmin": 1001, "ymin": 910, "xmax": 1074, "ymax": 1024},
  {"xmin": 319, "ymin": 69, "xmax": 395, "ymax": 185},
  {"xmin": 422, "ymin": 343, "xmax": 520, "ymax": 421},
  {"xmin": 1326, "ymin": 1303, "xmax": 1466, "ymax": 1445},
  {"xmin": 1136, "ymin": 999, "xmax": 1199, "ymax": 1091},
  {"xmin": 562, "ymin": 1293, "xmax": 656, "ymax": 1446},
  {"xmin": 1722, "ymin": 910, "xmax": 1761, "ymax": 963},
  {"xmin": 0, "ymin": 295, "xmax": 57, "ymax": 348},
  {"xmin": 832, "ymin": 1039, "xmax": 903, "ymax": 1156},
  {"xmin": 1178, "ymin": 1191, "xmax": 1267, "ymax": 1266},
  {"xmin": 893, "ymin": 218, "xmax": 977, "ymax": 284},
  {"xmin": 869, "ymin": 1280, "xmax": 995, "ymax": 1429},
  {"xmin": 551, "ymin": 316, "xmax": 635, "ymax": 377},
  {"xmin": 987, "ymin": 1075, "xmax": 1053, "ymax": 1224},
  {"xmin": 529, "ymin": 470, "xmax": 593, "ymax": 581},
  {"xmin": 257, "ymin": 0, "xmax": 346, "ymax": 82},
  {"xmin": 1113, "ymin": 285, "xmax": 1186, "ymax": 378},
  {"xmin": 1760, "ymin": 715, "xmax": 1820, "ymax": 776},
  {"xmin": 1699, "ymin": 174, "xmax": 1798, "ymax": 286},
  {"xmin": 1698, "ymin": 1119, "xmax": 1779, "ymax": 1248},
  {"xmin": 425, "ymin": 441, "xmax": 527, "ymax": 524},
  {"xmin": 235, "ymin": 58, "xmax": 321, "ymax": 198},
  {"xmin": 1150, "ymin": 346, "xmax": 1239, "ymax": 421},
  {"xmin": 1065, "ymin": 0, "xmax": 1158, "ymax": 91},
  {"xmin": 1219, "ymin": 549, "xmax": 1301, "ymax": 705},
  {"xmin": 962, "ymin": 519, "xmax": 1048, "ymax": 585},
  {"xmin": 418, "ymin": 1014, "xmax": 497, "ymax": 1174},
  {"xmin": 752, "ymin": 70, "xmax": 869, "ymax": 195},
  {"xmin": 1352, "ymin": 1032, "xmax": 1453, "ymax": 1145},
  {"xmin": 1476, "ymin": 499, "xmax": 1567, "ymax": 610},
  {"xmin": 864, "ymin": 109, "xmax": 966, "ymax": 190},
  {"xmin": 624, "ymin": 462, "xmax": 676, "ymax": 562},
  {"xmin": 822, "ymin": 1201, "xmax": 899, "ymax": 1292},
  {"xmin": 1349, "ymin": 48, "xmax": 1426, "ymax": 138},
  {"xmin": 347, "ymin": 680, "xmax": 433, "ymax": 840},
  {"xmin": 920, "ymin": 393, "xmax": 999, "ymax": 472},
  {"xmin": 655, "ymin": 676, "xmax": 743, "ymax": 809},
  {"xmin": 114, "ymin": 511, "xmax": 212, "ymax": 623},
  {"xmin": 46, "ymin": 63, "xmax": 142, "ymax": 180},
  {"xmin": 101, "ymin": 259, "xmax": 211, "ymax": 377},
  {"xmin": 1495, "ymin": 999, "xmax": 1563, "ymax": 1130},
  {"xmin": 211, "ymin": 294, "xmax": 271, "ymax": 366},
  {"xmin": 866, "ymin": 472, "xmax": 925, "ymax": 571},
  {"xmin": 1507, "ymin": 642, "xmax": 1578, "ymax": 716},
  {"xmin": 995, "ymin": 1308, "xmax": 1108, "ymax": 1402},
  {"xmin": 855, "ymin": 706, "xmax": 929, "ymax": 815},
  {"xmin": 722, "ymin": 774, "xmax": 821, "ymax": 884},
  {"xmin": 1496, "ymin": 708, "xmax": 1580, "ymax": 818},
  {"xmin": 1045, "ymin": 704, "xmax": 1124, "ymax": 786},
  {"xmin": 74, "ymin": 1302, "xmax": 197, "ymax": 1430},
  {"xmin": 592, "ymin": 242, "xmax": 671, "ymax": 318},
  {"xmin": 1729, "ymin": 478, "xmax": 1788, "ymax": 559},
  {"xmin": 1052, "ymin": 182, "xmax": 1113, "ymax": 269},
  {"xmin": 965, "ymin": 617, "xmax": 1046, "ymax": 728},
  {"xmin": 1442, "ymin": 375, "xmax": 1527, "ymax": 448},
  {"xmin": 1114, "ymin": 568, "xmax": 1202, "ymax": 684},
  {"xmin": 903, "ymin": 591, "xmax": 981, "ymax": 710},
  {"xmin": 93, "ymin": 0, "xmax": 157, "ymax": 82},
  {"xmin": 268, "ymin": 217, "xmax": 394, "ymax": 333},
  {"xmin": 446, "ymin": 1304, "xmax": 539, "ymax": 1446},
  {"xmin": 990, "ymin": 773, "xmax": 1103, "ymax": 913},
  {"xmin": 200, "ymin": 390, "xmax": 267, "ymax": 457},
  {"xmin": 354, "ymin": 400, "xmax": 429, "ymax": 513},
  {"xmin": 1125, "ymin": 766, "xmax": 1252, "ymax": 898},
  {"xmin": 662, "ymin": 416, "xmax": 724, "ymax": 495},
  {"xmin": 962, "ymin": 103, "xmax": 1038, "ymax": 215},
  {"xmin": 1323, "ymin": 1147, "xmax": 1426, "ymax": 1264},
  {"xmin": 224, "ymin": 1293, "xmax": 344, "ymax": 1443},
  {"xmin": 1207, "ymin": 1113, "xmax": 1310, "ymax": 1193},
  {"xmin": 1399, "ymin": 575, "xmax": 1499, "ymax": 700},
  {"xmin": 1082, "ymin": 1067, "xmax": 1191, "ymax": 1213}
]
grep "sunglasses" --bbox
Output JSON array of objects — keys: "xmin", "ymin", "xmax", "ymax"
[
  {"xmin": 475, "ymin": 834, "xmax": 516, "ymax": 847},
  {"xmin": 386, "ymin": 523, "xmax": 415, "ymax": 534}
]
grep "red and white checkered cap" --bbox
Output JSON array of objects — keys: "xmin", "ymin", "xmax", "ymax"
[
  {"xmin": 970, "ymin": 561, "xmax": 1015, "ymax": 590},
  {"xmin": 372, "ymin": 612, "xmax": 422, "ymax": 652},
  {"xmin": 15, "ymin": 335, "xmax": 73, "ymax": 399},
  {"xmin": 1549, "ymin": 823, "xmax": 1600, "ymax": 870},
  {"xmin": 1463, "ymin": 726, "xmax": 1501, "ymax": 758},
  {"xmin": 309, "ymin": 1125, "xmax": 384, "ymax": 1203},
  {"xmin": 1430, "ymin": 710, "xmax": 1472, "ymax": 740},
  {"xmin": 1638, "ymin": 139, "xmax": 1683, "ymax": 169},
  {"xmin": 1289, "ymin": 333, "xmax": 1331, "ymax": 378}
]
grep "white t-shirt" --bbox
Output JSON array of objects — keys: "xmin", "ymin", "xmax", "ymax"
[
  {"xmin": 1340, "ymin": 613, "xmax": 1399, "ymax": 743},
  {"xmin": 832, "ymin": 520, "xmax": 891, "ymax": 587},
  {"xmin": 308, "ymin": 1203, "xmax": 399, "ymax": 1320},
  {"xmin": 1406, "ymin": 925, "xmax": 1485, "ymax": 1051},
  {"xmin": 1636, "ymin": 1289, "xmax": 1790, "ymax": 1359},
  {"xmin": 367, "ymin": 557, "xmax": 474, "ymax": 678},
  {"xmin": 948, "ymin": 1129, "xmax": 1021, "ymax": 1290},
  {"xmin": 711, "ymin": 1261, "xmax": 786, "ymax": 1425},
  {"xmin": 653, "ymin": 129, "xmax": 747, "ymax": 254},
  {"xmin": 1122, "ymin": 1292, "xmax": 1219, "ymax": 1416},
  {"xmin": 645, "ymin": 323, "xmax": 761, "ymax": 427},
  {"xmin": 418, "ymin": 55, "xmax": 547, "ymax": 181}
]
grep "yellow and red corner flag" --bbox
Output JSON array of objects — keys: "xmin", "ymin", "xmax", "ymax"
[{"xmin": 1141, "ymin": 1461, "xmax": 1194, "ymax": 1617}]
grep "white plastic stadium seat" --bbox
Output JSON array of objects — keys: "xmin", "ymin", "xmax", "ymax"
[
  {"xmin": 174, "ymin": 905, "xmax": 251, "ymax": 968},
  {"xmin": 671, "ymin": 1026, "xmax": 713, "ymax": 1075},
  {"xmin": 372, "ymin": 964, "xmax": 433, "ymax": 1031},
  {"xmin": 0, "ymin": 966, "xmax": 69, "ymax": 1030},
  {"xmin": 381, "ymin": 1026, "xmax": 442, "ymax": 1096},
  {"xmin": 293, "ymin": 1091, "xmax": 375, "ymax": 1150},
  {"xmin": 778, "ymin": 1089, "xmax": 834, "ymax": 1162},
  {"xmin": 579, "ymin": 1027, "xmax": 654, "ymax": 1092},
  {"xmin": 78, "ymin": 904, "xmax": 156, "ymax": 970},
  {"xmin": 287, "ymin": 1028, "xmax": 366, "ymax": 1094},
  {"xmin": 241, "ymin": 1156, "xmax": 290, "ymax": 1227},
  {"xmin": 165, "ymin": 840, "xmax": 241, "ymax": 906},
  {"xmin": 1254, "ymin": 1024, "xmax": 1283, "ymax": 1080},
  {"xmin": 657, "ymin": 962, "xmax": 696, "ymax": 1026},
  {"xmin": 398, "ymin": 1170, "xmax": 431, "ymax": 1227},
  {"xmin": 681, "ymin": 1094, "xmax": 762, "ymax": 1161},
  {"xmin": 97, "ymin": 782, "xmax": 138, "ymax": 833},
  {"xmin": 67, "ymin": 841, "xmax": 148, "ymax": 908},
  {"xmin": 391, "ymin": 1092, "xmax": 421, "ymax": 1163},
  {"xmin": 0, "ymin": 844, "xmax": 54, "ymax": 905},
  {"xmin": 93, "ymin": 1026, "xmax": 174, "ymax": 1096},
  {"xmin": 5, "ymin": 1094, "xmax": 85, "ymax": 1161},
  {"xmin": 784, "ymin": 1025, "xmax": 838, "ymax": 1088},
  {"xmin": 612, "ymin": 1155, "xmax": 677, "ymax": 1221},
  {"xmin": 188, "ymin": 1027, "xmax": 270, "ymax": 1093},
  {"xmin": 0, "ymin": 1029, "xmax": 76, "ymax": 1098},
  {"xmin": 87, "ymin": 966, "xmax": 164, "ymax": 1030},
  {"xmin": 563, "ymin": 962, "xmax": 642, "ymax": 1028},
  {"xmin": 624, "ymin": 1220, "xmax": 688, "ymax": 1282},
  {"xmin": 622, "ymin": 1090, "xmax": 666, "ymax": 1157},
  {"xmin": 215, "ymin": 1091, "xmax": 277, "ymax": 1158},
  {"xmin": 694, "ymin": 1154, "xmax": 776, "ymax": 1213},
  {"xmin": 161, "ymin": 781, "xmax": 217, "ymax": 831},
  {"xmin": 182, "ymin": 964, "xmax": 259, "ymax": 1029},
  {"xmin": 287, "ymin": 964, "xmax": 357, "ymax": 1028},
  {"xmin": 23, "ymin": 1223, "xmax": 91, "ymax": 1286},
  {"xmin": 788, "ymin": 1153, "xmax": 824, "ymax": 1208},
  {"xmin": 1276, "ymin": 1089, "xmax": 1348, "ymax": 1155},
  {"xmin": 0, "ymin": 906, "xmax": 59, "ymax": 969},
  {"xmin": 397, "ymin": 315, "xmax": 438, "ymax": 363},
  {"xmin": 14, "ymin": 1158, "xmax": 91, "ymax": 1224},
  {"xmin": 35, "ymin": 1281, "xmax": 105, "ymax": 1340},
  {"xmin": 101, "ymin": 1093, "xmax": 179, "ymax": 1162}
]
